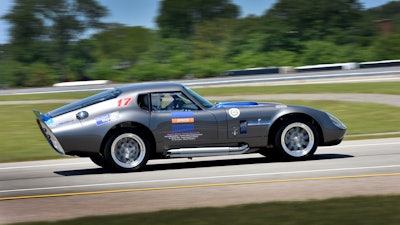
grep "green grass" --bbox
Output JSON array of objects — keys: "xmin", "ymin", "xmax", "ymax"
[
  {"xmin": 193, "ymin": 81, "xmax": 400, "ymax": 96},
  {"xmin": 1, "ymin": 100, "xmax": 399, "ymax": 163},
  {"xmin": 0, "ymin": 104, "xmax": 65, "ymax": 162},
  {"xmin": 10, "ymin": 195, "xmax": 400, "ymax": 225}
]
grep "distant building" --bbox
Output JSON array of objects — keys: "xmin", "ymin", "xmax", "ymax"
[{"xmin": 375, "ymin": 19, "xmax": 393, "ymax": 35}]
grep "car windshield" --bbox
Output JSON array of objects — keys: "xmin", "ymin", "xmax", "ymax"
[
  {"xmin": 48, "ymin": 88, "xmax": 122, "ymax": 117},
  {"xmin": 184, "ymin": 86, "xmax": 213, "ymax": 108}
]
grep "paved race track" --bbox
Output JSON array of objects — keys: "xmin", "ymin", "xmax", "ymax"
[{"xmin": 1, "ymin": 138, "xmax": 400, "ymax": 224}]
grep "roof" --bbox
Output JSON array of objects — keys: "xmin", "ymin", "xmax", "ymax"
[{"xmin": 118, "ymin": 82, "xmax": 185, "ymax": 93}]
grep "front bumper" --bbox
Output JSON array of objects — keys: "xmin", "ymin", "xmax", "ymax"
[{"xmin": 33, "ymin": 110, "xmax": 65, "ymax": 155}]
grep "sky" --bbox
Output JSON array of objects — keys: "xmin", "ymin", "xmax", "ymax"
[{"xmin": 0, "ymin": 0, "xmax": 395, "ymax": 44}]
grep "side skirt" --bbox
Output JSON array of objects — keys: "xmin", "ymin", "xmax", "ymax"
[{"xmin": 166, "ymin": 144, "xmax": 256, "ymax": 158}]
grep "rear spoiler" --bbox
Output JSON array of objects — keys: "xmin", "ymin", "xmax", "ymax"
[{"xmin": 33, "ymin": 110, "xmax": 65, "ymax": 155}]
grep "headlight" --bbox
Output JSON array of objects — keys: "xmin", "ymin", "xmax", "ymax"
[{"xmin": 327, "ymin": 113, "xmax": 346, "ymax": 130}]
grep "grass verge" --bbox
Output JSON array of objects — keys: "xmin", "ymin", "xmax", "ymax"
[
  {"xmin": 193, "ymin": 81, "xmax": 400, "ymax": 96},
  {"xmin": 1, "ymin": 100, "xmax": 399, "ymax": 163},
  {"xmin": 10, "ymin": 195, "xmax": 400, "ymax": 225}
]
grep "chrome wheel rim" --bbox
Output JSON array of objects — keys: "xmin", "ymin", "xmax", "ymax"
[
  {"xmin": 281, "ymin": 122, "xmax": 314, "ymax": 157},
  {"xmin": 111, "ymin": 133, "xmax": 146, "ymax": 168}
]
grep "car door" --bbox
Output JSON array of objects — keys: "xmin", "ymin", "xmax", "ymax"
[{"xmin": 148, "ymin": 92, "xmax": 219, "ymax": 149}]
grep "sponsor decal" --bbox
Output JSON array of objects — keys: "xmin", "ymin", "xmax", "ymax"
[
  {"xmin": 248, "ymin": 119, "xmax": 271, "ymax": 126},
  {"xmin": 275, "ymin": 104, "xmax": 287, "ymax": 108},
  {"xmin": 172, "ymin": 117, "xmax": 194, "ymax": 123},
  {"xmin": 45, "ymin": 116, "xmax": 75, "ymax": 128},
  {"xmin": 165, "ymin": 132, "xmax": 203, "ymax": 141},
  {"xmin": 96, "ymin": 111, "xmax": 120, "ymax": 126},
  {"xmin": 172, "ymin": 124, "xmax": 195, "ymax": 133},
  {"xmin": 171, "ymin": 112, "xmax": 195, "ymax": 133},
  {"xmin": 228, "ymin": 108, "xmax": 240, "ymax": 118}
]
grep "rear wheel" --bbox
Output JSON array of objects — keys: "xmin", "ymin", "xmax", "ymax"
[
  {"xmin": 104, "ymin": 128, "xmax": 151, "ymax": 172},
  {"xmin": 274, "ymin": 119, "xmax": 318, "ymax": 160}
]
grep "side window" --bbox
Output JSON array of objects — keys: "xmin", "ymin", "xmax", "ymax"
[
  {"xmin": 137, "ymin": 94, "xmax": 150, "ymax": 111},
  {"xmin": 150, "ymin": 92, "xmax": 200, "ymax": 111}
]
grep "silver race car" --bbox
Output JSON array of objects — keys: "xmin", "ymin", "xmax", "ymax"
[{"xmin": 34, "ymin": 82, "xmax": 346, "ymax": 172}]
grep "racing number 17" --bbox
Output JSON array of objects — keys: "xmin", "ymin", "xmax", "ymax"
[{"xmin": 117, "ymin": 97, "xmax": 132, "ymax": 107}]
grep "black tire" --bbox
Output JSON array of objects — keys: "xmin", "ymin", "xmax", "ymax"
[
  {"xmin": 273, "ymin": 119, "xmax": 318, "ymax": 160},
  {"xmin": 89, "ymin": 153, "xmax": 108, "ymax": 168},
  {"xmin": 104, "ymin": 128, "xmax": 151, "ymax": 172}
]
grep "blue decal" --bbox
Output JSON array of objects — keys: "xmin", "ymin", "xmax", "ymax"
[
  {"xmin": 172, "ymin": 124, "xmax": 195, "ymax": 133},
  {"xmin": 96, "ymin": 114, "xmax": 111, "ymax": 126},
  {"xmin": 248, "ymin": 120, "xmax": 271, "ymax": 126},
  {"xmin": 95, "ymin": 112, "xmax": 120, "ymax": 126},
  {"xmin": 172, "ymin": 111, "xmax": 194, "ymax": 118},
  {"xmin": 44, "ymin": 118, "xmax": 54, "ymax": 126},
  {"xmin": 215, "ymin": 102, "xmax": 258, "ymax": 108}
]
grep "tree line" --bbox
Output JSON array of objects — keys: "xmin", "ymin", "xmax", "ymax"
[{"xmin": 1, "ymin": 0, "xmax": 400, "ymax": 87}]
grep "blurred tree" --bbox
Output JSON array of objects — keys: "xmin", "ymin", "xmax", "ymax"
[
  {"xmin": 371, "ymin": 34, "xmax": 400, "ymax": 60},
  {"xmin": 156, "ymin": 0, "xmax": 239, "ymax": 39},
  {"xmin": 264, "ymin": 0, "xmax": 363, "ymax": 42},
  {"xmin": 2, "ymin": 0, "xmax": 46, "ymax": 63},
  {"xmin": 365, "ymin": 1, "xmax": 400, "ymax": 33},
  {"xmin": 301, "ymin": 40, "xmax": 352, "ymax": 65},
  {"xmin": 225, "ymin": 16, "xmax": 266, "ymax": 55},
  {"xmin": 142, "ymin": 37, "xmax": 189, "ymax": 64},
  {"xmin": 3, "ymin": 0, "xmax": 108, "ymax": 81},
  {"xmin": 93, "ymin": 25, "xmax": 154, "ymax": 63},
  {"xmin": 190, "ymin": 18, "xmax": 234, "ymax": 60},
  {"xmin": 67, "ymin": 39, "xmax": 97, "ymax": 80}
]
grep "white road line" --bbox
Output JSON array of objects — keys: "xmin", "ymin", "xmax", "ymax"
[
  {"xmin": 326, "ymin": 142, "xmax": 400, "ymax": 148},
  {"xmin": 0, "ymin": 162, "xmax": 90, "ymax": 170},
  {"xmin": 1, "ymin": 164, "xmax": 400, "ymax": 194}
]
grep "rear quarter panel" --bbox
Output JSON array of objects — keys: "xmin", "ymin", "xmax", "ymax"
[{"xmin": 52, "ymin": 92, "xmax": 149, "ymax": 154}]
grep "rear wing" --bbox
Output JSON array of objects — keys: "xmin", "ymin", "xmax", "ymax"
[{"xmin": 33, "ymin": 110, "xmax": 65, "ymax": 155}]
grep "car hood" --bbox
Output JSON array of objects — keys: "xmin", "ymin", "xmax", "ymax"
[{"xmin": 213, "ymin": 101, "xmax": 285, "ymax": 108}]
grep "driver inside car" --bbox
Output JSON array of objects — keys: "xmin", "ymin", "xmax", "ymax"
[{"xmin": 165, "ymin": 94, "xmax": 185, "ymax": 110}]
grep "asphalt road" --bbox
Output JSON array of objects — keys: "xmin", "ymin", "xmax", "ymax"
[{"xmin": 1, "ymin": 138, "xmax": 400, "ymax": 224}]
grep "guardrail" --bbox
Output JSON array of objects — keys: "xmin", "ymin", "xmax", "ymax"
[
  {"xmin": 53, "ymin": 80, "xmax": 111, "ymax": 87},
  {"xmin": 359, "ymin": 60, "xmax": 400, "ymax": 69},
  {"xmin": 223, "ymin": 59, "xmax": 400, "ymax": 76}
]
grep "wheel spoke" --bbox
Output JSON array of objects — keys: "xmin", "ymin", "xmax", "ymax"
[
  {"xmin": 280, "ymin": 122, "xmax": 315, "ymax": 158},
  {"xmin": 110, "ymin": 133, "xmax": 147, "ymax": 169}
]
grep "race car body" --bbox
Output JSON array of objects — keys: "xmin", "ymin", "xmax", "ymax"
[{"xmin": 34, "ymin": 82, "xmax": 346, "ymax": 171}]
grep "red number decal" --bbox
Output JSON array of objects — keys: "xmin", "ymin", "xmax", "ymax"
[{"xmin": 117, "ymin": 97, "xmax": 132, "ymax": 107}]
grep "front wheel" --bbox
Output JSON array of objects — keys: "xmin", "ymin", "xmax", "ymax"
[
  {"xmin": 274, "ymin": 119, "xmax": 318, "ymax": 160},
  {"xmin": 104, "ymin": 128, "xmax": 151, "ymax": 172}
]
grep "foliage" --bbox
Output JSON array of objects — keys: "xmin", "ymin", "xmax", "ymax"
[
  {"xmin": 1, "ymin": 0, "xmax": 400, "ymax": 87},
  {"xmin": 2, "ymin": 0, "xmax": 108, "ymax": 83},
  {"xmin": 156, "ymin": 0, "xmax": 239, "ymax": 38},
  {"xmin": 264, "ymin": 0, "xmax": 363, "ymax": 42},
  {"xmin": 371, "ymin": 34, "xmax": 400, "ymax": 60},
  {"xmin": 93, "ymin": 25, "xmax": 154, "ymax": 63}
]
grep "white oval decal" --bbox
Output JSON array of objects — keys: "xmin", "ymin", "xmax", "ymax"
[{"xmin": 228, "ymin": 108, "xmax": 240, "ymax": 118}]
